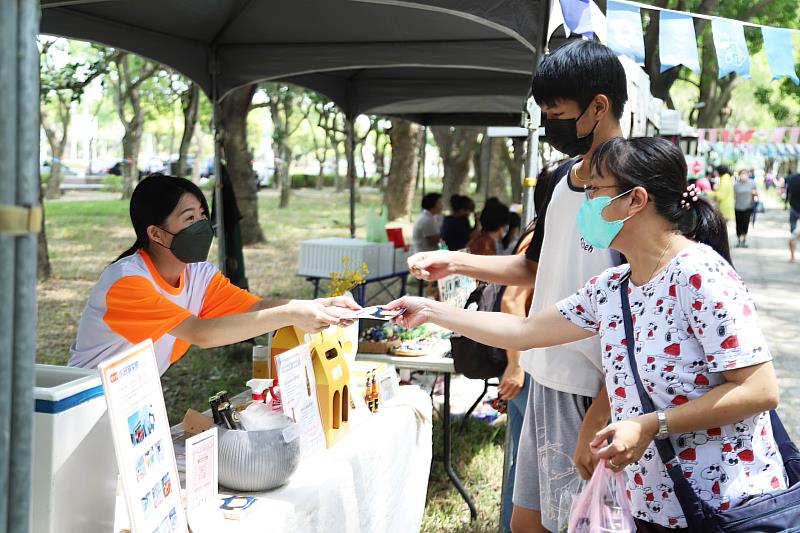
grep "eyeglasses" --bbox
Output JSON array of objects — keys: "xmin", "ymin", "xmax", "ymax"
[{"xmin": 583, "ymin": 185, "xmax": 618, "ymax": 200}]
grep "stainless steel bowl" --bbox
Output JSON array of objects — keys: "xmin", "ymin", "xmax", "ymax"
[{"xmin": 217, "ymin": 417, "xmax": 301, "ymax": 492}]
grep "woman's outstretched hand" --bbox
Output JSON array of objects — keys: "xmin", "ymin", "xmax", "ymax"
[{"xmin": 384, "ymin": 296, "xmax": 435, "ymax": 329}]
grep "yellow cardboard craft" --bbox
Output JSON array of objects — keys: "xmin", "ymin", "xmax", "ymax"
[{"xmin": 308, "ymin": 328, "xmax": 353, "ymax": 448}]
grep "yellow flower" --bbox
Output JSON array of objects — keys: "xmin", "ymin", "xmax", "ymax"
[{"xmin": 328, "ymin": 257, "xmax": 369, "ymax": 297}]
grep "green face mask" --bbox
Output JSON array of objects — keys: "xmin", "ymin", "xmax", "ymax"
[
  {"xmin": 158, "ymin": 219, "xmax": 214, "ymax": 263},
  {"xmin": 576, "ymin": 189, "xmax": 635, "ymax": 249}
]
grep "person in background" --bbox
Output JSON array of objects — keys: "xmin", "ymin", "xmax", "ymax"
[
  {"xmin": 693, "ymin": 173, "xmax": 712, "ymax": 193},
  {"xmin": 500, "ymin": 212, "xmax": 522, "ymax": 255},
  {"xmin": 412, "ymin": 192, "xmax": 443, "ymax": 253},
  {"xmin": 733, "ymin": 169, "xmax": 757, "ymax": 248},
  {"xmin": 785, "ymin": 172, "xmax": 800, "ymax": 261},
  {"xmin": 708, "ymin": 165, "xmax": 734, "ymax": 222},
  {"xmin": 440, "ymin": 194, "xmax": 476, "ymax": 251},
  {"xmin": 467, "ymin": 198, "xmax": 510, "ymax": 255}
]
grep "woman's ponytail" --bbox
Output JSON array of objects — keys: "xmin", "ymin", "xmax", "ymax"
[{"xmin": 682, "ymin": 197, "xmax": 732, "ymax": 265}]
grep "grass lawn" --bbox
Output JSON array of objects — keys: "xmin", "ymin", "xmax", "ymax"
[{"xmin": 37, "ymin": 187, "xmax": 506, "ymax": 532}]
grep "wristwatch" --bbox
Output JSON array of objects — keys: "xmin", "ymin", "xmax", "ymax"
[{"xmin": 655, "ymin": 410, "xmax": 670, "ymax": 440}]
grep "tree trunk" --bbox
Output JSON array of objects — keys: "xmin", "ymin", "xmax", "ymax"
[
  {"xmin": 505, "ymin": 138, "xmax": 525, "ymax": 203},
  {"xmin": 488, "ymin": 139, "xmax": 511, "ymax": 204},
  {"xmin": 42, "ymin": 102, "xmax": 70, "ymax": 200},
  {"xmin": 432, "ymin": 126, "xmax": 481, "ymax": 202},
  {"xmin": 37, "ymin": 183, "xmax": 51, "ymax": 280},
  {"xmin": 220, "ymin": 84, "xmax": 264, "ymax": 244},
  {"xmin": 191, "ymin": 127, "xmax": 203, "ymax": 183},
  {"xmin": 176, "ymin": 83, "xmax": 200, "ymax": 178},
  {"xmin": 384, "ymin": 119, "xmax": 422, "ymax": 220},
  {"xmin": 44, "ymin": 140, "xmax": 66, "ymax": 200},
  {"xmin": 332, "ymin": 139, "xmax": 344, "ymax": 192},
  {"xmin": 121, "ymin": 125, "xmax": 142, "ymax": 199}
]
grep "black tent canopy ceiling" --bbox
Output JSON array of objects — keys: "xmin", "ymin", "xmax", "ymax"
[{"xmin": 40, "ymin": 0, "xmax": 545, "ymax": 124}]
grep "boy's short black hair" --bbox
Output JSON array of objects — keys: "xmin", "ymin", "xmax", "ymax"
[
  {"xmin": 532, "ymin": 39, "xmax": 628, "ymax": 120},
  {"xmin": 450, "ymin": 194, "xmax": 474, "ymax": 213},
  {"xmin": 480, "ymin": 199, "xmax": 510, "ymax": 232},
  {"xmin": 716, "ymin": 165, "xmax": 732, "ymax": 176},
  {"xmin": 421, "ymin": 192, "xmax": 442, "ymax": 211}
]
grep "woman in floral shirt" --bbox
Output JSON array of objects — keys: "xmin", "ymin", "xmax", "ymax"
[{"xmin": 388, "ymin": 138, "xmax": 786, "ymax": 531}]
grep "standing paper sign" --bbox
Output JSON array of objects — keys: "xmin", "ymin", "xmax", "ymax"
[
  {"xmin": 185, "ymin": 428, "xmax": 226, "ymax": 532},
  {"xmin": 98, "ymin": 340, "xmax": 188, "ymax": 533},
  {"xmin": 185, "ymin": 427, "xmax": 218, "ymax": 512},
  {"xmin": 275, "ymin": 343, "xmax": 326, "ymax": 457}
]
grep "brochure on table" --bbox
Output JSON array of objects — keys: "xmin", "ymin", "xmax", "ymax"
[
  {"xmin": 275, "ymin": 343, "xmax": 327, "ymax": 457},
  {"xmin": 98, "ymin": 340, "xmax": 188, "ymax": 533}
]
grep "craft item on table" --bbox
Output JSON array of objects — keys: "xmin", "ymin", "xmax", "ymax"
[
  {"xmin": 219, "ymin": 495, "xmax": 258, "ymax": 520},
  {"xmin": 308, "ymin": 327, "xmax": 353, "ymax": 447},
  {"xmin": 365, "ymin": 371, "xmax": 373, "ymax": 411},
  {"xmin": 390, "ymin": 337, "xmax": 441, "ymax": 356},
  {"xmin": 369, "ymin": 370, "xmax": 380, "ymax": 412}
]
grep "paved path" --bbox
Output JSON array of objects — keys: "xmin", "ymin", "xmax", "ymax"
[{"xmin": 727, "ymin": 198, "xmax": 799, "ymax": 439}]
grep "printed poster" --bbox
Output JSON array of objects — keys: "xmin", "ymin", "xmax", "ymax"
[{"xmin": 98, "ymin": 340, "xmax": 187, "ymax": 533}]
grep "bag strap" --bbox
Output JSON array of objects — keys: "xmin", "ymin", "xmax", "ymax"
[{"xmin": 620, "ymin": 276, "xmax": 715, "ymax": 520}]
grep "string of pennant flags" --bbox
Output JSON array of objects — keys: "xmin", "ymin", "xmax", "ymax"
[
  {"xmin": 697, "ymin": 127, "xmax": 800, "ymax": 145},
  {"xmin": 550, "ymin": 0, "xmax": 800, "ymax": 84}
]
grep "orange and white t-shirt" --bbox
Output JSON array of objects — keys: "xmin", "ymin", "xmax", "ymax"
[{"xmin": 69, "ymin": 249, "xmax": 260, "ymax": 375}]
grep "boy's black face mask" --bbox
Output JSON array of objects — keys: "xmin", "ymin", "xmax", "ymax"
[
  {"xmin": 544, "ymin": 103, "xmax": 600, "ymax": 157},
  {"xmin": 157, "ymin": 219, "xmax": 214, "ymax": 263}
]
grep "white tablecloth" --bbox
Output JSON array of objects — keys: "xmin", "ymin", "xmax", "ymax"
[{"xmin": 184, "ymin": 385, "xmax": 432, "ymax": 533}]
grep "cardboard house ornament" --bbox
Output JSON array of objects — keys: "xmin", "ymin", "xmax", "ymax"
[{"xmin": 308, "ymin": 328, "xmax": 353, "ymax": 447}]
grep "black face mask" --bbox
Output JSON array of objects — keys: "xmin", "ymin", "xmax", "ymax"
[
  {"xmin": 157, "ymin": 219, "xmax": 214, "ymax": 263},
  {"xmin": 544, "ymin": 104, "xmax": 600, "ymax": 157}
]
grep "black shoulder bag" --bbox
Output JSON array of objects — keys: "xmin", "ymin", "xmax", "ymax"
[{"xmin": 620, "ymin": 276, "xmax": 800, "ymax": 532}]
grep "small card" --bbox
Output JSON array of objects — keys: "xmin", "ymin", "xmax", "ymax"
[
  {"xmin": 219, "ymin": 495, "xmax": 258, "ymax": 520},
  {"xmin": 340, "ymin": 306, "xmax": 405, "ymax": 320}
]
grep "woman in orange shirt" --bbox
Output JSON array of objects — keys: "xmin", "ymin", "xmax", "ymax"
[{"xmin": 69, "ymin": 174, "xmax": 358, "ymax": 375}]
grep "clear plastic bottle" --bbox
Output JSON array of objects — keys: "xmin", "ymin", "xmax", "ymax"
[{"xmin": 252, "ymin": 345, "xmax": 270, "ymax": 379}]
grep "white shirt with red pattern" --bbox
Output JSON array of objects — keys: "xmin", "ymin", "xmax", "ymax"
[{"xmin": 557, "ymin": 243, "xmax": 786, "ymax": 529}]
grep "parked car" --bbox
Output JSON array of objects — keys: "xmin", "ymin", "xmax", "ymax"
[
  {"xmin": 106, "ymin": 159, "xmax": 144, "ymax": 176},
  {"xmin": 253, "ymin": 161, "xmax": 274, "ymax": 188},
  {"xmin": 40, "ymin": 159, "xmax": 78, "ymax": 176}
]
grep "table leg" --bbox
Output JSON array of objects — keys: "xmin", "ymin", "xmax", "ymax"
[
  {"xmin": 442, "ymin": 373, "xmax": 477, "ymax": 520},
  {"xmin": 457, "ymin": 379, "xmax": 489, "ymax": 433}
]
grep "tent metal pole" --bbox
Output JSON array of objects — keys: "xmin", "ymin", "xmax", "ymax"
[
  {"xmin": 480, "ymin": 132, "xmax": 491, "ymax": 202},
  {"xmin": 346, "ymin": 116, "xmax": 356, "ymax": 238},
  {"xmin": 419, "ymin": 125, "xmax": 427, "ymax": 196},
  {"xmin": 521, "ymin": 97, "xmax": 541, "ymax": 227},
  {"xmin": 9, "ymin": 1, "xmax": 38, "ymax": 529},
  {"xmin": 0, "ymin": 0, "xmax": 19, "ymax": 527},
  {"xmin": 210, "ymin": 50, "xmax": 226, "ymax": 274}
]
